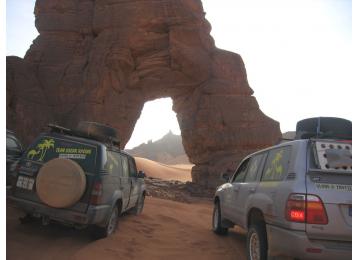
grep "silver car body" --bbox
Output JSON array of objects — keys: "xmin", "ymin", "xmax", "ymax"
[{"xmin": 214, "ymin": 139, "xmax": 351, "ymax": 259}]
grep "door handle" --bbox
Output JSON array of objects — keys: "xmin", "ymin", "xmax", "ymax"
[{"xmin": 249, "ymin": 187, "xmax": 256, "ymax": 193}]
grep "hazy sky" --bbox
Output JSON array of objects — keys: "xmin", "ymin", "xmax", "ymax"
[{"xmin": 6, "ymin": 0, "xmax": 353, "ymax": 149}]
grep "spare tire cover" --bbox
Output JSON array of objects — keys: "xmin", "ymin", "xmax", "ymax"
[{"xmin": 36, "ymin": 158, "xmax": 86, "ymax": 208}]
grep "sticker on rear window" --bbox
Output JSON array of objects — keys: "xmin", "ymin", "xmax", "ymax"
[{"xmin": 315, "ymin": 183, "xmax": 351, "ymax": 192}]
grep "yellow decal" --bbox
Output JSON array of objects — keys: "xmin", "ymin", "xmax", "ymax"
[
  {"xmin": 27, "ymin": 138, "xmax": 55, "ymax": 162},
  {"xmin": 55, "ymin": 147, "xmax": 92, "ymax": 155},
  {"xmin": 259, "ymin": 182, "xmax": 280, "ymax": 188},
  {"xmin": 264, "ymin": 150, "xmax": 284, "ymax": 180}
]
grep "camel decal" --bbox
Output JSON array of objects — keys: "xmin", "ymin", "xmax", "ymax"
[{"xmin": 27, "ymin": 149, "xmax": 40, "ymax": 160}]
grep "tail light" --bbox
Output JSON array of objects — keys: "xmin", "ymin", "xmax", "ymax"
[
  {"xmin": 286, "ymin": 194, "xmax": 306, "ymax": 222},
  {"xmin": 90, "ymin": 181, "xmax": 103, "ymax": 205},
  {"xmin": 306, "ymin": 195, "xmax": 328, "ymax": 224},
  {"xmin": 285, "ymin": 194, "xmax": 328, "ymax": 224}
]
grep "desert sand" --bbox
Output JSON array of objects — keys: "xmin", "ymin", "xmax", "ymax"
[
  {"xmin": 7, "ymin": 197, "xmax": 247, "ymax": 260},
  {"xmin": 135, "ymin": 157, "xmax": 193, "ymax": 182}
]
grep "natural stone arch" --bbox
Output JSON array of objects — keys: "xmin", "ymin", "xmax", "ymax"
[{"xmin": 6, "ymin": 0, "xmax": 281, "ymax": 188}]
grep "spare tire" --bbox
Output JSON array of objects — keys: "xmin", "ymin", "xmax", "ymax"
[
  {"xmin": 75, "ymin": 121, "xmax": 119, "ymax": 143},
  {"xmin": 36, "ymin": 158, "xmax": 86, "ymax": 208}
]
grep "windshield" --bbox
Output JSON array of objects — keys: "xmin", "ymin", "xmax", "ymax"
[{"xmin": 25, "ymin": 135, "xmax": 98, "ymax": 173}]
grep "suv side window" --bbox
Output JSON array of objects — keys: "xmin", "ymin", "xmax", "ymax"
[
  {"xmin": 232, "ymin": 158, "xmax": 250, "ymax": 183},
  {"xmin": 105, "ymin": 151, "xmax": 122, "ymax": 176},
  {"xmin": 128, "ymin": 157, "xmax": 137, "ymax": 177},
  {"xmin": 245, "ymin": 153, "xmax": 265, "ymax": 182},
  {"xmin": 120, "ymin": 155, "xmax": 130, "ymax": 178},
  {"xmin": 261, "ymin": 146, "xmax": 291, "ymax": 181}
]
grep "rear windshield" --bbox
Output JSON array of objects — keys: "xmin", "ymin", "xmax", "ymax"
[
  {"xmin": 312, "ymin": 140, "xmax": 352, "ymax": 172},
  {"xmin": 25, "ymin": 135, "xmax": 98, "ymax": 172}
]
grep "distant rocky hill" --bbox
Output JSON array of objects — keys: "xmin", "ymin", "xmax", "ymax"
[{"xmin": 126, "ymin": 131, "xmax": 190, "ymax": 165}]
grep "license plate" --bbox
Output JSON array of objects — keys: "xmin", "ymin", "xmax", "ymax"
[
  {"xmin": 349, "ymin": 206, "xmax": 352, "ymax": 217},
  {"xmin": 16, "ymin": 176, "xmax": 35, "ymax": 190}
]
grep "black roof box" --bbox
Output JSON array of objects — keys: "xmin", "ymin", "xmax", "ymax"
[
  {"xmin": 295, "ymin": 117, "xmax": 352, "ymax": 140},
  {"xmin": 75, "ymin": 121, "xmax": 120, "ymax": 145},
  {"xmin": 48, "ymin": 122, "xmax": 120, "ymax": 146}
]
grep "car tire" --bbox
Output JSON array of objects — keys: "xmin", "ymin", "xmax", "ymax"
[
  {"xmin": 130, "ymin": 194, "xmax": 145, "ymax": 215},
  {"xmin": 212, "ymin": 201, "xmax": 228, "ymax": 235},
  {"xmin": 246, "ymin": 223, "xmax": 268, "ymax": 260},
  {"xmin": 93, "ymin": 206, "xmax": 119, "ymax": 239}
]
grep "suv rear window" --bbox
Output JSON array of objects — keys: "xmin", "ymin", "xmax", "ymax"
[
  {"xmin": 25, "ymin": 136, "xmax": 98, "ymax": 173},
  {"xmin": 313, "ymin": 140, "xmax": 352, "ymax": 171},
  {"xmin": 261, "ymin": 146, "xmax": 291, "ymax": 181}
]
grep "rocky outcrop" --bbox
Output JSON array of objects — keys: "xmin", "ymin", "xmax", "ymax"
[
  {"xmin": 126, "ymin": 131, "xmax": 190, "ymax": 164},
  {"xmin": 7, "ymin": 0, "xmax": 281, "ymax": 188},
  {"xmin": 145, "ymin": 177, "xmax": 214, "ymax": 203}
]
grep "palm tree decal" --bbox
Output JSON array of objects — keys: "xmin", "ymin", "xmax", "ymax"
[
  {"xmin": 27, "ymin": 139, "xmax": 55, "ymax": 162},
  {"xmin": 38, "ymin": 139, "xmax": 55, "ymax": 161}
]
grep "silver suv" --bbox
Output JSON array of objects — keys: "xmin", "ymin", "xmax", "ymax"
[{"xmin": 212, "ymin": 117, "xmax": 352, "ymax": 260}]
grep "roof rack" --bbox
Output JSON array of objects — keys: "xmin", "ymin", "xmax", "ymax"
[
  {"xmin": 47, "ymin": 123, "xmax": 121, "ymax": 148},
  {"xmin": 47, "ymin": 124, "xmax": 73, "ymax": 135}
]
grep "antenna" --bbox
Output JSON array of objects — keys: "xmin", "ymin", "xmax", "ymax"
[{"xmin": 316, "ymin": 117, "xmax": 321, "ymax": 138}]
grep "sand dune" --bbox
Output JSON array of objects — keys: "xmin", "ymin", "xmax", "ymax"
[{"xmin": 135, "ymin": 157, "xmax": 193, "ymax": 182}]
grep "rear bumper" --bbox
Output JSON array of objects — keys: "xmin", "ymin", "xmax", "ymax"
[
  {"xmin": 267, "ymin": 224, "xmax": 351, "ymax": 260},
  {"xmin": 8, "ymin": 195, "xmax": 111, "ymax": 226}
]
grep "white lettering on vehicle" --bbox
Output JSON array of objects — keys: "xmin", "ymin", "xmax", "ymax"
[
  {"xmin": 315, "ymin": 183, "xmax": 351, "ymax": 192},
  {"xmin": 59, "ymin": 154, "xmax": 86, "ymax": 160}
]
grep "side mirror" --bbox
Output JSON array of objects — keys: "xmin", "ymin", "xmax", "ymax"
[
  {"xmin": 221, "ymin": 172, "xmax": 230, "ymax": 182},
  {"xmin": 137, "ymin": 171, "xmax": 146, "ymax": 178}
]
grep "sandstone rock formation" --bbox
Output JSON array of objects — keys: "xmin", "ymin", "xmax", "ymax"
[{"xmin": 7, "ymin": 0, "xmax": 281, "ymax": 188}]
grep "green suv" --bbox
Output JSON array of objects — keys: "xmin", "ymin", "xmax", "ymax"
[{"xmin": 9, "ymin": 122, "xmax": 146, "ymax": 238}]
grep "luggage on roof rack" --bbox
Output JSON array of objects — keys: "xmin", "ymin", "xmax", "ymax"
[
  {"xmin": 295, "ymin": 117, "xmax": 352, "ymax": 140},
  {"xmin": 47, "ymin": 122, "xmax": 120, "ymax": 147},
  {"xmin": 75, "ymin": 121, "xmax": 120, "ymax": 146}
]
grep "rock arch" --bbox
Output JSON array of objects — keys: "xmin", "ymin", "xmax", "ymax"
[{"xmin": 7, "ymin": 0, "xmax": 281, "ymax": 187}]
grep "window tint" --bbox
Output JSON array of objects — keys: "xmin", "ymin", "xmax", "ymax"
[
  {"xmin": 245, "ymin": 154, "xmax": 265, "ymax": 182},
  {"xmin": 7, "ymin": 137, "xmax": 19, "ymax": 149},
  {"xmin": 120, "ymin": 155, "xmax": 130, "ymax": 178},
  {"xmin": 233, "ymin": 159, "xmax": 250, "ymax": 183},
  {"xmin": 262, "ymin": 146, "xmax": 291, "ymax": 181},
  {"xmin": 128, "ymin": 157, "xmax": 137, "ymax": 177},
  {"xmin": 105, "ymin": 151, "xmax": 122, "ymax": 176}
]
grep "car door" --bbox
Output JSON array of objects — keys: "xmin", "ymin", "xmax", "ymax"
[
  {"xmin": 225, "ymin": 158, "xmax": 250, "ymax": 223},
  {"xmin": 233, "ymin": 153, "xmax": 266, "ymax": 228},
  {"xmin": 119, "ymin": 154, "xmax": 132, "ymax": 210},
  {"xmin": 128, "ymin": 156, "xmax": 141, "ymax": 208},
  {"xmin": 305, "ymin": 140, "xmax": 352, "ymax": 241}
]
